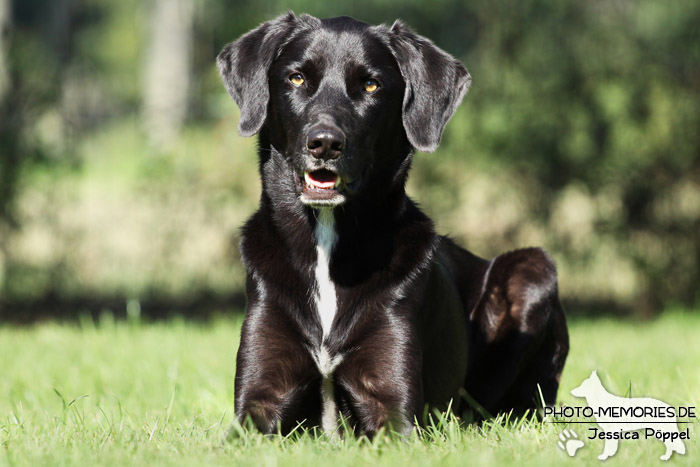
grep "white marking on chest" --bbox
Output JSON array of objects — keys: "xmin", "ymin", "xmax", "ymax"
[
  {"xmin": 313, "ymin": 209, "xmax": 338, "ymax": 337},
  {"xmin": 312, "ymin": 209, "xmax": 342, "ymax": 435}
]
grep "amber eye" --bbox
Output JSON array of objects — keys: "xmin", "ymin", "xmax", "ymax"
[
  {"xmin": 289, "ymin": 73, "xmax": 305, "ymax": 86},
  {"xmin": 364, "ymin": 79, "xmax": 379, "ymax": 93}
]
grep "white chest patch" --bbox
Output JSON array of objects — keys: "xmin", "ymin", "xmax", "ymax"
[
  {"xmin": 312, "ymin": 209, "xmax": 341, "ymax": 435},
  {"xmin": 313, "ymin": 209, "xmax": 338, "ymax": 337}
]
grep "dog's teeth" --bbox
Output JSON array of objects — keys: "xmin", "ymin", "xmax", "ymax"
[{"xmin": 304, "ymin": 171, "xmax": 339, "ymax": 189}]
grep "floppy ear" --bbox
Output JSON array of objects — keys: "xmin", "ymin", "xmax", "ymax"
[
  {"xmin": 217, "ymin": 13, "xmax": 318, "ymax": 137},
  {"xmin": 387, "ymin": 21, "xmax": 471, "ymax": 152}
]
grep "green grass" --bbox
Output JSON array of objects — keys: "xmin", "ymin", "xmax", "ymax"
[{"xmin": 1, "ymin": 311, "xmax": 698, "ymax": 466}]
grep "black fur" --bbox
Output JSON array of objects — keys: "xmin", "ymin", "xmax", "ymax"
[{"xmin": 218, "ymin": 12, "xmax": 569, "ymax": 436}]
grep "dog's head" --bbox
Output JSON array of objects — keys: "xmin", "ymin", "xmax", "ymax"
[{"xmin": 218, "ymin": 13, "xmax": 471, "ymax": 208}]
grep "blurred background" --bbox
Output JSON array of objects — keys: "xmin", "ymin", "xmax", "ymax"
[{"xmin": 0, "ymin": 0, "xmax": 698, "ymax": 322}]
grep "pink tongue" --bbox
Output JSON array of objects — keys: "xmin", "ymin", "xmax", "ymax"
[{"xmin": 306, "ymin": 172, "xmax": 338, "ymax": 189}]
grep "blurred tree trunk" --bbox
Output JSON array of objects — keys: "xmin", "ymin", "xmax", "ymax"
[
  {"xmin": 0, "ymin": 0, "xmax": 8, "ymax": 100},
  {"xmin": 0, "ymin": 0, "xmax": 12, "ymax": 295},
  {"xmin": 0, "ymin": 0, "xmax": 14, "ymax": 225},
  {"xmin": 142, "ymin": 0, "xmax": 193, "ymax": 149}
]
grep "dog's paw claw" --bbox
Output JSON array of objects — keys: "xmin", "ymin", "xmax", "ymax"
[{"xmin": 557, "ymin": 429, "xmax": 584, "ymax": 457}]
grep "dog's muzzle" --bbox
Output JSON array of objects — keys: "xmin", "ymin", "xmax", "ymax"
[{"xmin": 299, "ymin": 125, "xmax": 348, "ymax": 207}]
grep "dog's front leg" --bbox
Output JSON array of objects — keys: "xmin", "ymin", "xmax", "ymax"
[
  {"xmin": 334, "ymin": 320, "xmax": 422, "ymax": 438},
  {"xmin": 234, "ymin": 306, "xmax": 321, "ymax": 434}
]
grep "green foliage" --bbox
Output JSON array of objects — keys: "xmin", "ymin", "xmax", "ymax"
[
  {"xmin": 463, "ymin": 0, "xmax": 700, "ymax": 309},
  {"xmin": 1, "ymin": 0, "xmax": 699, "ymax": 313}
]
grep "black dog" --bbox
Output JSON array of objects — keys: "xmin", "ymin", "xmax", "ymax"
[{"xmin": 217, "ymin": 13, "xmax": 569, "ymax": 437}]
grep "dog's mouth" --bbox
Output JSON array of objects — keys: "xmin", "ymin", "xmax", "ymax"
[
  {"xmin": 299, "ymin": 169, "xmax": 346, "ymax": 207},
  {"xmin": 305, "ymin": 169, "xmax": 339, "ymax": 190}
]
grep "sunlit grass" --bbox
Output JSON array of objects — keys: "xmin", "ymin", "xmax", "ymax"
[{"xmin": 1, "ymin": 311, "xmax": 698, "ymax": 465}]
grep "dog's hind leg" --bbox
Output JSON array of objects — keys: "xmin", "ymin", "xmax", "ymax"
[{"xmin": 464, "ymin": 248, "xmax": 569, "ymax": 416}]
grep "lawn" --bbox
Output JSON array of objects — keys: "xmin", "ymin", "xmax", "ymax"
[{"xmin": 1, "ymin": 311, "xmax": 698, "ymax": 466}]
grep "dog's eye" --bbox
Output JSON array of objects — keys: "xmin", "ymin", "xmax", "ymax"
[
  {"xmin": 289, "ymin": 73, "xmax": 305, "ymax": 87},
  {"xmin": 363, "ymin": 79, "xmax": 379, "ymax": 93}
]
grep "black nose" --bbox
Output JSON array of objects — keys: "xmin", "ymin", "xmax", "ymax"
[{"xmin": 306, "ymin": 127, "xmax": 345, "ymax": 160}]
